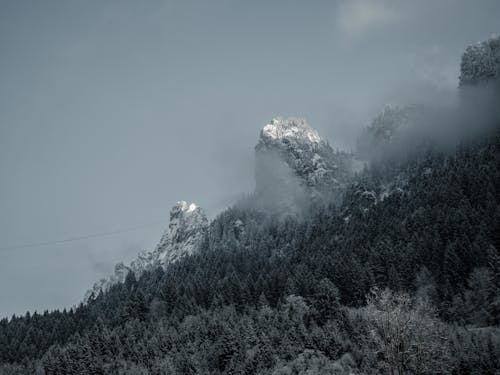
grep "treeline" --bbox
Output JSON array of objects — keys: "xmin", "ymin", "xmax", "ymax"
[{"xmin": 0, "ymin": 133, "xmax": 499, "ymax": 374}]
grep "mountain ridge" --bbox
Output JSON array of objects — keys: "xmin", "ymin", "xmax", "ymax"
[
  {"xmin": 2, "ymin": 34, "xmax": 499, "ymax": 375},
  {"xmin": 86, "ymin": 117, "xmax": 351, "ymax": 302}
]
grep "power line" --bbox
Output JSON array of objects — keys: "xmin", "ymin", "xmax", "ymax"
[{"xmin": 0, "ymin": 219, "xmax": 168, "ymax": 251}]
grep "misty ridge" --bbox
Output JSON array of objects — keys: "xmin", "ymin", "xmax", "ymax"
[
  {"xmin": 1, "ymin": 22, "xmax": 500, "ymax": 375},
  {"xmin": 357, "ymin": 86, "xmax": 500, "ymax": 164},
  {"xmin": 352, "ymin": 37, "xmax": 500, "ymax": 163},
  {"xmin": 251, "ymin": 60, "xmax": 500, "ymax": 215},
  {"xmin": 242, "ymin": 79, "xmax": 500, "ymax": 217}
]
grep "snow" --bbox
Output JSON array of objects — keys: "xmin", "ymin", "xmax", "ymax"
[{"xmin": 261, "ymin": 117, "xmax": 321, "ymax": 145}]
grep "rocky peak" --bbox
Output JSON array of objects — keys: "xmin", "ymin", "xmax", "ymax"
[
  {"xmin": 170, "ymin": 201, "xmax": 198, "ymax": 219},
  {"xmin": 84, "ymin": 201, "xmax": 208, "ymax": 303},
  {"xmin": 254, "ymin": 118, "xmax": 352, "ymax": 208},
  {"xmin": 259, "ymin": 117, "xmax": 322, "ymax": 147},
  {"xmin": 154, "ymin": 201, "xmax": 208, "ymax": 265}
]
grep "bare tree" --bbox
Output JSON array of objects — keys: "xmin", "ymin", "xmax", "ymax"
[{"xmin": 360, "ymin": 288, "xmax": 450, "ymax": 374}]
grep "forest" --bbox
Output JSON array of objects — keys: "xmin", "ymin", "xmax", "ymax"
[
  {"xmin": 1, "ymin": 27, "xmax": 500, "ymax": 375},
  {"xmin": 0, "ymin": 128, "xmax": 499, "ymax": 374}
]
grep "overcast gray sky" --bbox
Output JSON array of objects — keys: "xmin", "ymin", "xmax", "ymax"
[{"xmin": 1, "ymin": 0, "xmax": 499, "ymax": 318}]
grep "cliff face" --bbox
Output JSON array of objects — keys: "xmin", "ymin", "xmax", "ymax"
[
  {"xmin": 84, "ymin": 201, "xmax": 208, "ymax": 302},
  {"xmin": 153, "ymin": 201, "xmax": 208, "ymax": 266},
  {"xmin": 254, "ymin": 117, "xmax": 352, "ymax": 209}
]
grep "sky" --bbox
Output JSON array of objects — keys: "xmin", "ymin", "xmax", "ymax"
[{"xmin": 1, "ymin": 0, "xmax": 499, "ymax": 318}]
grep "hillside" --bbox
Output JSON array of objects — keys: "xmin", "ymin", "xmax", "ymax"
[{"xmin": 0, "ymin": 36, "xmax": 499, "ymax": 375}]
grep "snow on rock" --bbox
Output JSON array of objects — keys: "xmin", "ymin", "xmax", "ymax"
[
  {"xmin": 83, "ymin": 262, "xmax": 130, "ymax": 302},
  {"xmin": 154, "ymin": 201, "xmax": 208, "ymax": 265},
  {"xmin": 255, "ymin": 118, "xmax": 351, "ymax": 202},
  {"xmin": 261, "ymin": 117, "xmax": 321, "ymax": 144},
  {"xmin": 84, "ymin": 201, "xmax": 208, "ymax": 303}
]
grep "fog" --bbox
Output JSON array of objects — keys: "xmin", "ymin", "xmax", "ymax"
[
  {"xmin": 1, "ymin": 0, "xmax": 499, "ymax": 317},
  {"xmin": 357, "ymin": 81, "xmax": 500, "ymax": 164}
]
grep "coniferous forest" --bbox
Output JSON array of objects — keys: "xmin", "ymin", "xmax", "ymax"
[
  {"xmin": 1, "ymin": 18, "xmax": 500, "ymax": 375},
  {"xmin": 2, "ymin": 128, "xmax": 500, "ymax": 374}
]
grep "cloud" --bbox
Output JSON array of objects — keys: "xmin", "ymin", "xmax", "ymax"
[
  {"xmin": 336, "ymin": 0, "xmax": 399, "ymax": 38},
  {"xmin": 411, "ymin": 45, "xmax": 458, "ymax": 90}
]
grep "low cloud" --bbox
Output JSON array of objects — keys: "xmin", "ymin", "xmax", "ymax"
[
  {"xmin": 336, "ymin": 0, "xmax": 399, "ymax": 38},
  {"xmin": 411, "ymin": 45, "xmax": 459, "ymax": 91}
]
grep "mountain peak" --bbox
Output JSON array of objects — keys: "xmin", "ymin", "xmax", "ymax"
[
  {"xmin": 171, "ymin": 201, "xmax": 198, "ymax": 217},
  {"xmin": 254, "ymin": 118, "xmax": 352, "ymax": 209},
  {"xmin": 84, "ymin": 200, "xmax": 208, "ymax": 303},
  {"xmin": 259, "ymin": 117, "xmax": 322, "ymax": 146},
  {"xmin": 155, "ymin": 201, "xmax": 208, "ymax": 264}
]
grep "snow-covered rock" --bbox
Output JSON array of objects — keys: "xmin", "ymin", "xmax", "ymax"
[
  {"xmin": 84, "ymin": 201, "xmax": 208, "ymax": 302},
  {"xmin": 154, "ymin": 201, "xmax": 208, "ymax": 265},
  {"xmin": 260, "ymin": 118, "xmax": 322, "ymax": 145},
  {"xmin": 254, "ymin": 118, "xmax": 351, "ymax": 205}
]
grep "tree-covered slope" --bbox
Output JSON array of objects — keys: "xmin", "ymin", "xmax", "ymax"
[
  {"xmin": 1, "ymin": 130, "xmax": 499, "ymax": 374},
  {"xmin": 2, "ymin": 35, "xmax": 500, "ymax": 375}
]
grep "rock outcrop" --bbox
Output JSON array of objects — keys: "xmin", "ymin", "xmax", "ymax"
[
  {"xmin": 84, "ymin": 201, "xmax": 208, "ymax": 302},
  {"xmin": 254, "ymin": 117, "xmax": 352, "ymax": 208}
]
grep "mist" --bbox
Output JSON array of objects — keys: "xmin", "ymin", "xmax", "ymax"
[
  {"xmin": 1, "ymin": 0, "xmax": 500, "ymax": 318},
  {"xmin": 356, "ymin": 80, "xmax": 500, "ymax": 164}
]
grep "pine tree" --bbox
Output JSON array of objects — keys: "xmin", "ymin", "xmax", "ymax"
[{"xmin": 311, "ymin": 278, "xmax": 341, "ymax": 325}]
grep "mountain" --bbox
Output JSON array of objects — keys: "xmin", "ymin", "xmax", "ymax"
[
  {"xmin": 86, "ymin": 118, "xmax": 347, "ymax": 301},
  {"xmin": 152, "ymin": 201, "xmax": 208, "ymax": 265},
  {"xmin": 356, "ymin": 36, "xmax": 500, "ymax": 160},
  {"xmin": 84, "ymin": 201, "xmax": 208, "ymax": 302},
  {"xmin": 254, "ymin": 117, "xmax": 352, "ymax": 208},
  {"xmin": 3, "ymin": 130, "xmax": 499, "ymax": 373},
  {"xmin": 1, "ymin": 36, "xmax": 500, "ymax": 375}
]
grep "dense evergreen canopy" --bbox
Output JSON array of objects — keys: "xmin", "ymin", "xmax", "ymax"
[{"xmin": 1, "ymin": 129, "xmax": 499, "ymax": 374}]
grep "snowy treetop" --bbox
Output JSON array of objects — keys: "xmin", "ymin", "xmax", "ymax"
[{"xmin": 460, "ymin": 35, "xmax": 500, "ymax": 86}]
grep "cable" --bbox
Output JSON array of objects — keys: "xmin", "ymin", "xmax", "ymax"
[{"xmin": 0, "ymin": 219, "xmax": 168, "ymax": 251}]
